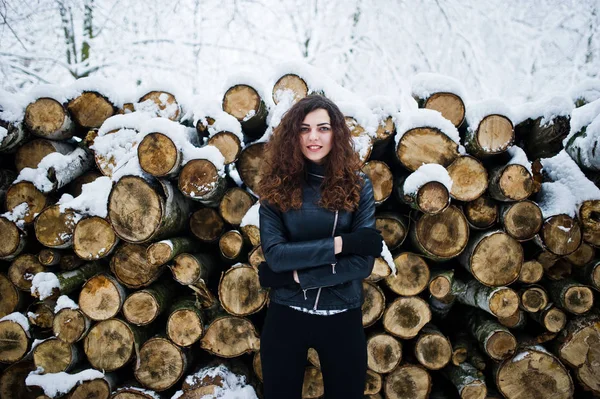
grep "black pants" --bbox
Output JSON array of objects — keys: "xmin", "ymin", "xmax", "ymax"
[{"xmin": 260, "ymin": 302, "xmax": 367, "ymax": 399}]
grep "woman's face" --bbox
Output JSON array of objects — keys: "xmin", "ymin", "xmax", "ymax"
[{"xmin": 299, "ymin": 108, "xmax": 333, "ymax": 164}]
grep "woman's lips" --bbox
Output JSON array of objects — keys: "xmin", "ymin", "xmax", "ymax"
[{"xmin": 307, "ymin": 146, "xmax": 322, "ymax": 152}]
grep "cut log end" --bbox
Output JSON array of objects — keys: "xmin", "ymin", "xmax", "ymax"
[
  {"xmin": 540, "ymin": 214, "xmax": 583, "ymax": 256},
  {"xmin": 0, "ymin": 274, "xmax": 20, "ymax": 318},
  {"xmin": 218, "ymin": 264, "xmax": 267, "ymax": 316},
  {"xmin": 384, "ymin": 253, "xmax": 430, "ymax": 296},
  {"xmin": 564, "ymin": 285, "xmax": 594, "ymax": 314},
  {"xmin": 446, "ymin": 156, "xmax": 488, "ymax": 202},
  {"xmin": 464, "ymin": 196, "xmax": 498, "ymax": 229},
  {"xmin": 8, "ymin": 253, "xmax": 45, "ymax": 291},
  {"xmin": 383, "ymin": 296, "xmax": 431, "ymax": 339},
  {"xmin": 138, "ymin": 132, "xmax": 179, "ymax": 177},
  {"xmin": 199, "ymin": 316, "xmax": 260, "ymax": 358},
  {"xmin": 362, "ymin": 161, "xmax": 393, "ymax": 204},
  {"xmin": 179, "ymin": 159, "xmax": 220, "ymax": 199},
  {"xmin": 469, "ymin": 232, "xmax": 523, "ymax": 286},
  {"xmin": 416, "ymin": 181, "xmax": 449, "ymax": 214},
  {"xmin": 34, "ymin": 205, "xmax": 77, "ymax": 248},
  {"xmin": 520, "ymin": 287, "xmax": 548, "ymax": 313},
  {"xmin": 138, "ymin": 91, "xmax": 180, "ymax": 120},
  {"xmin": 67, "ymin": 91, "xmax": 115, "ymax": 128},
  {"xmin": 24, "ymin": 97, "xmax": 71, "ymax": 139},
  {"xmin": 475, "ymin": 114, "xmax": 514, "ymax": 155},
  {"xmin": 366, "ymin": 333, "xmax": 402, "ymax": 374},
  {"xmin": 397, "ymin": 128, "xmax": 459, "ymax": 172},
  {"xmin": 519, "ymin": 260, "xmax": 544, "ymax": 284},
  {"xmin": 273, "ymin": 74, "xmax": 308, "ymax": 104},
  {"xmin": 362, "ymin": 281, "xmax": 386, "ymax": 328},
  {"xmin": 171, "ymin": 253, "xmax": 202, "ymax": 285},
  {"xmin": 69, "ymin": 379, "xmax": 111, "ymax": 399},
  {"xmin": 503, "ymin": 201, "xmax": 543, "ymax": 241},
  {"xmin": 220, "ymin": 187, "xmax": 255, "ymax": 226},
  {"xmin": 84, "ymin": 319, "xmax": 135, "ymax": 372},
  {"xmin": 53, "ymin": 308, "xmax": 88, "ymax": 344},
  {"xmin": 79, "ymin": 274, "xmax": 125, "ymax": 321},
  {"xmin": 6, "ymin": 181, "xmax": 47, "ymax": 224},
  {"xmin": 0, "ymin": 319, "xmax": 29, "ymax": 363},
  {"xmin": 376, "ymin": 215, "xmax": 407, "ymax": 251},
  {"xmin": 33, "ymin": 338, "xmax": 75, "ymax": 373},
  {"xmin": 219, "ymin": 230, "xmax": 244, "ymax": 260},
  {"xmin": 413, "ymin": 205, "xmax": 469, "ymax": 260},
  {"xmin": 498, "ymin": 164, "xmax": 534, "ymax": 201},
  {"xmin": 190, "ymin": 208, "xmax": 225, "ymax": 242},
  {"xmin": 123, "ymin": 291, "xmax": 159, "ymax": 326},
  {"xmin": 415, "ymin": 333, "xmax": 452, "ymax": 370},
  {"xmin": 0, "ymin": 218, "xmax": 21, "ymax": 259},
  {"xmin": 223, "ymin": 84, "xmax": 262, "ymax": 121},
  {"xmin": 207, "ymin": 131, "xmax": 242, "ymax": 164},
  {"xmin": 168, "ymin": 307, "xmax": 204, "ymax": 347},
  {"xmin": 134, "ymin": 337, "xmax": 186, "ymax": 391},
  {"xmin": 543, "ymin": 307, "xmax": 567, "ymax": 333},
  {"xmin": 580, "ymin": 200, "xmax": 600, "ymax": 247},
  {"xmin": 424, "ymin": 92, "xmax": 465, "ymax": 127},
  {"xmin": 384, "ymin": 364, "xmax": 431, "ymax": 399},
  {"xmin": 486, "ymin": 331, "xmax": 516, "ymax": 361},
  {"xmin": 489, "ymin": 288, "xmax": 520, "ymax": 318}
]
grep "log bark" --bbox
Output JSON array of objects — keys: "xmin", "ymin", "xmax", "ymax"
[
  {"xmin": 207, "ymin": 131, "xmax": 242, "ymax": 165},
  {"xmin": 443, "ymin": 362, "xmax": 487, "ymax": 399},
  {"xmin": 83, "ymin": 318, "xmax": 149, "ymax": 372},
  {"xmin": 134, "ymin": 336, "xmax": 190, "ymax": 391},
  {"xmin": 463, "ymin": 196, "xmax": 498, "ymax": 230},
  {"xmin": 73, "ymin": 216, "xmax": 119, "ymax": 260},
  {"xmin": 122, "ymin": 279, "xmax": 177, "ymax": 326},
  {"xmin": 362, "ymin": 280, "xmax": 386, "ymax": 328},
  {"xmin": 222, "ymin": 84, "xmax": 268, "ymax": 139},
  {"xmin": 410, "ymin": 205, "xmax": 469, "ymax": 261},
  {"xmin": 564, "ymin": 122, "xmax": 600, "ymax": 171},
  {"xmin": 414, "ymin": 324, "xmax": 452, "ymax": 370},
  {"xmin": 0, "ymin": 317, "xmax": 30, "ymax": 364},
  {"xmin": 464, "ymin": 114, "xmax": 514, "ymax": 157},
  {"xmin": 499, "ymin": 200, "xmax": 543, "ymax": 241},
  {"xmin": 235, "ymin": 142, "xmax": 265, "ymax": 194},
  {"xmin": 15, "ymin": 139, "xmax": 74, "ymax": 173},
  {"xmin": 459, "ymin": 230, "xmax": 523, "ymax": 287},
  {"xmin": 110, "ymin": 243, "xmax": 164, "ymax": 289},
  {"xmin": 190, "ymin": 208, "xmax": 225, "ymax": 243},
  {"xmin": 535, "ymin": 214, "xmax": 582, "ymax": 256},
  {"xmin": 32, "ymin": 337, "xmax": 79, "ymax": 373},
  {"xmin": 455, "ymin": 279, "xmax": 519, "ymax": 319},
  {"xmin": 495, "ymin": 345, "xmax": 574, "ymax": 399},
  {"xmin": 366, "ymin": 332, "xmax": 402, "ymax": 374},
  {"xmin": 519, "ymin": 115, "xmax": 571, "ymax": 160},
  {"xmin": 34, "ymin": 205, "xmax": 78, "ymax": 249},
  {"xmin": 0, "ymin": 122, "xmax": 28, "ymax": 153},
  {"xmin": 396, "ymin": 127, "xmax": 459, "ymax": 172},
  {"xmin": 110, "ymin": 386, "xmax": 161, "ymax": 399},
  {"xmin": 383, "ymin": 296, "xmax": 431, "ymax": 339},
  {"xmin": 544, "ymin": 278, "xmax": 594, "ymax": 315},
  {"xmin": 32, "ymin": 261, "xmax": 105, "ymax": 300},
  {"xmin": 422, "ymin": 92, "xmax": 466, "ymax": 127},
  {"xmin": 0, "ymin": 274, "xmax": 21, "ymax": 318},
  {"xmin": 147, "ymin": 237, "xmax": 196, "ymax": 267},
  {"xmin": 363, "ymin": 160, "xmax": 393, "ymax": 205},
  {"xmin": 0, "ymin": 217, "xmax": 26, "ymax": 260},
  {"xmin": 5, "ymin": 181, "xmax": 48, "ymax": 224},
  {"xmin": 219, "ymin": 187, "xmax": 255, "ymax": 226},
  {"xmin": 8, "ymin": 254, "xmax": 45, "ymax": 292},
  {"xmin": 218, "ymin": 263, "xmax": 267, "ymax": 316},
  {"xmin": 488, "ymin": 164, "xmax": 534, "ymax": 202},
  {"xmin": 383, "ymin": 252, "xmax": 430, "ymax": 296},
  {"xmin": 109, "ymin": 176, "xmax": 191, "ymax": 243},
  {"xmin": 375, "ymin": 212, "xmax": 408, "ymax": 251},
  {"xmin": 178, "ymin": 159, "xmax": 228, "ymax": 206},
  {"xmin": 53, "ymin": 307, "xmax": 91, "ymax": 344},
  {"xmin": 466, "ymin": 309, "xmax": 517, "ymax": 361},
  {"xmin": 272, "ymin": 74, "xmax": 308, "ymax": 104},
  {"xmin": 24, "ymin": 98, "xmax": 74, "ymax": 140},
  {"xmin": 383, "ymin": 364, "xmax": 431, "ymax": 399},
  {"xmin": 446, "ymin": 155, "xmax": 488, "ymax": 202},
  {"xmin": 67, "ymin": 91, "xmax": 116, "ymax": 129},
  {"xmin": 573, "ymin": 259, "xmax": 600, "ymax": 291},
  {"xmin": 166, "ymin": 297, "xmax": 205, "ymax": 347}
]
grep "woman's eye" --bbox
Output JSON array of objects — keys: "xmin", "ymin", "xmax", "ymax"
[{"xmin": 320, "ymin": 127, "xmax": 330, "ymax": 131}]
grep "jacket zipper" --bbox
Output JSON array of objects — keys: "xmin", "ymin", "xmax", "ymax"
[{"xmin": 307, "ymin": 210, "xmax": 339, "ymax": 310}]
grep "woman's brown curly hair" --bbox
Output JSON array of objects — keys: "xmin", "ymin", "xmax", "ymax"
[{"xmin": 256, "ymin": 95, "xmax": 363, "ymax": 212}]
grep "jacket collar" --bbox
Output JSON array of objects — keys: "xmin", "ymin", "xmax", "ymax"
[{"xmin": 305, "ymin": 160, "xmax": 326, "ymax": 178}]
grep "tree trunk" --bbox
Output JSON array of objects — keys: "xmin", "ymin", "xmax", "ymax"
[
  {"xmin": 32, "ymin": 261, "xmax": 106, "ymax": 300},
  {"xmin": 488, "ymin": 164, "xmax": 534, "ymax": 202},
  {"xmin": 466, "ymin": 309, "xmax": 517, "ymax": 361},
  {"xmin": 190, "ymin": 208, "xmax": 225, "ymax": 243},
  {"xmin": 83, "ymin": 318, "xmax": 150, "ymax": 372},
  {"xmin": 53, "ymin": 307, "xmax": 91, "ymax": 344},
  {"xmin": 383, "ymin": 364, "xmax": 431, "ymax": 399},
  {"xmin": 383, "ymin": 296, "xmax": 431, "ymax": 339},
  {"xmin": 410, "ymin": 205, "xmax": 469, "ymax": 261},
  {"xmin": 178, "ymin": 159, "xmax": 229, "ymax": 206},
  {"xmin": 5, "ymin": 181, "xmax": 48, "ymax": 224},
  {"xmin": 443, "ymin": 362, "xmax": 487, "ymax": 399},
  {"xmin": 375, "ymin": 212, "xmax": 408, "ymax": 251},
  {"xmin": 366, "ymin": 332, "xmax": 402, "ymax": 374},
  {"xmin": 455, "ymin": 279, "xmax": 519, "ymax": 319},
  {"xmin": 535, "ymin": 214, "xmax": 583, "ymax": 256},
  {"xmin": 464, "ymin": 114, "xmax": 514, "ymax": 157},
  {"xmin": 0, "ymin": 316, "xmax": 30, "ymax": 364},
  {"xmin": 446, "ymin": 155, "xmax": 488, "ymax": 202},
  {"xmin": 459, "ymin": 230, "xmax": 523, "ymax": 287},
  {"xmin": 67, "ymin": 91, "xmax": 116, "ymax": 129},
  {"xmin": 32, "ymin": 337, "xmax": 79, "ymax": 373},
  {"xmin": 363, "ymin": 161, "xmax": 394, "ymax": 205},
  {"xmin": 24, "ymin": 98, "xmax": 74, "ymax": 140},
  {"xmin": 147, "ymin": 237, "xmax": 196, "ymax": 267},
  {"xmin": 495, "ymin": 345, "xmax": 574, "ymax": 399},
  {"xmin": 235, "ymin": 142, "xmax": 266, "ymax": 194},
  {"xmin": 544, "ymin": 278, "xmax": 594, "ymax": 315},
  {"xmin": 519, "ymin": 115, "xmax": 571, "ymax": 160},
  {"xmin": 109, "ymin": 176, "xmax": 191, "ymax": 243},
  {"xmin": 463, "ymin": 195, "xmax": 498, "ymax": 230},
  {"xmin": 166, "ymin": 297, "xmax": 205, "ymax": 348},
  {"xmin": 15, "ymin": 139, "xmax": 74, "ymax": 173},
  {"xmin": 207, "ymin": 131, "xmax": 242, "ymax": 165},
  {"xmin": 219, "ymin": 187, "xmax": 255, "ymax": 226},
  {"xmin": 421, "ymin": 92, "xmax": 466, "ymax": 128},
  {"xmin": 134, "ymin": 336, "xmax": 190, "ymax": 391},
  {"xmin": 272, "ymin": 74, "xmax": 308, "ymax": 105},
  {"xmin": 122, "ymin": 279, "xmax": 177, "ymax": 326},
  {"xmin": 499, "ymin": 200, "xmax": 543, "ymax": 241},
  {"xmin": 34, "ymin": 205, "xmax": 79, "ymax": 249},
  {"xmin": 218, "ymin": 263, "xmax": 267, "ymax": 317},
  {"xmin": 414, "ymin": 324, "xmax": 452, "ymax": 370},
  {"xmin": 383, "ymin": 252, "xmax": 429, "ymax": 296},
  {"xmin": 396, "ymin": 127, "xmax": 459, "ymax": 172},
  {"xmin": 73, "ymin": 216, "xmax": 119, "ymax": 260},
  {"xmin": 362, "ymin": 281, "xmax": 386, "ymax": 328},
  {"xmin": 0, "ymin": 274, "xmax": 21, "ymax": 318},
  {"xmin": 110, "ymin": 243, "xmax": 164, "ymax": 289},
  {"xmin": 222, "ymin": 84, "xmax": 268, "ymax": 140}
]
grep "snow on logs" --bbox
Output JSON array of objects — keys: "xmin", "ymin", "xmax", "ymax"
[{"xmin": 0, "ymin": 69, "xmax": 599, "ymax": 398}]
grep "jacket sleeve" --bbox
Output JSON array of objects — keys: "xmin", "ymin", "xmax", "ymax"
[
  {"xmin": 259, "ymin": 200, "xmax": 337, "ymax": 273},
  {"xmin": 297, "ymin": 175, "xmax": 377, "ymax": 289}
]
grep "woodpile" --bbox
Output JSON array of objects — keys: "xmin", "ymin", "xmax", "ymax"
[{"xmin": 0, "ymin": 68, "xmax": 598, "ymax": 399}]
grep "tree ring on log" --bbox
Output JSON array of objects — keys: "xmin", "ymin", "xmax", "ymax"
[
  {"xmin": 24, "ymin": 97, "xmax": 71, "ymax": 139},
  {"xmin": 134, "ymin": 337, "xmax": 186, "ymax": 391},
  {"xmin": 384, "ymin": 253, "xmax": 429, "ymax": 296},
  {"xmin": 67, "ymin": 91, "xmax": 115, "ymax": 128},
  {"xmin": 446, "ymin": 155, "xmax": 488, "ymax": 202},
  {"xmin": 540, "ymin": 214, "xmax": 582, "ymax": 256},
  {"xmin": 396, "ymin": 127, "xmax": 459, "ymax": 172},
  {"xmin": 413, "ymin": 206, "xmax": 469, "ymax": 260},
  {"xmin": 273, "ymin": 74, "xmax": 308, "ymax": 105},
  {"xmin": 362, "ymin": 281, "xmax": 386, "ymax": 328},
  {"xmin": 424, "ymin": 92, "xmax": 465, "ymax": 127},
  {"xmin": 74, "ymin": 216, "xmax": 118, "ymax": 260},
  {"xmin": 34, "ymin": 205, "xmax": 78, "ymax": 248},
  {"xmin": 384, "ymin": 364, "xmax": 431, "ymax": 399},
  {"xmin": 138, "ymin": 132, "xmax": 179, "ymax": 177},
  {"xmin": 6, "ymin": 182, "xmax": 47, "ymax": 224},
  {"xmin": 79, "ymin": 274, "xmax": 125, "ymax": 321},
  {"xmin": 208, "ymin": 131, "xmax": 242, "ymax": 164},
  {"xmin": 475, "ymin": 114, "xmax": 514, "ymax": 155},
  {"xmin": 84, "ymin": 318, "xmax": 135, "ymax": 372}
]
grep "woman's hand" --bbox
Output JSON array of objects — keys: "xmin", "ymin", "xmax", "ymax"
[{"xmin": 339, "ymin": 228, "xmax": 383, "ymax": 257}]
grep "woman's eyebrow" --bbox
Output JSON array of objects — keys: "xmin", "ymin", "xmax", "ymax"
[{"xmin": 317, "ymin": 122, "xmax": 331, "ymax": 126}]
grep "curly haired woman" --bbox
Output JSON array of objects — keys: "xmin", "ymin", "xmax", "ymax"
[{"xmin": 257, "ymin": 94, "xmax": 382, "ymax": 398}]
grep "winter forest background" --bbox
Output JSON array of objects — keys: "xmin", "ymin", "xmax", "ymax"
[{"xmin": 1, "ymin": 0, "xmax": 599, "ymax": 102}]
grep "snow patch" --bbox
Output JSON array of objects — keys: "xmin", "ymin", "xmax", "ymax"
[
  {"xmin": 58, "ymin": 176, "xmax": 112, "ymax": 218},
  {"xmin": 177, "ymin": 364, "xmax": 258, "ymax": 399},
  {"xmin": 410, "ymin": 72, "xmax": 469, "ymax": 102},
  {"xmin": 54, "ymin": 295, "xmax": 79, "ymax": 313},
  {"xmin": 64, "ymin": 76, "xmax": 127, "ymax": 108},
  {"xmin": 506, "ymin": 146, "xmax": 532, "ymax": 174},
  {"xmin": 537, "ymin": 181, "xmax": 578, "ymax": 219},
  {"xmin": 465, "ymin": 99, "xmax": 515, "ymax": 131},
  {"xmin": 512, "ymin": 95, "xmax": 573, "ymax": 126},
  {"xmin": 381, "ymin": 241, "xmax": 396, "ymax": 276},
  {"xmin": 1, "ymin": 202, "xmax": 29, "ymax": 229},
  {"xmin": 31, "ymin": 272, "xmax": 60, "ymax": 300},
  {"xmin": 0, "ymin": 126, "xmax": 7, "ymax": 143},
  {"xmin": 241, "ymin": 202, "xmax": 260, "ymax": 228},
  {"xmin": 396, "ymin": 108, "xmax": 461, "ymax": 145},
  {"xmin": 511, "ymin": 351, "xmax": 530, "ymax": 363},
  {"xmin": 569, "ymin": 79, "xmax": 600, "ymax": 105},
  {"xmin": 26, "ymin": 368, "xmax": 104, "ymax": 398},
  {"xmin": 403, "ymin": 163, "xmax": 453, "ymax": 195},
  {"xmin": 0, "ymin": 312, "xmax": 30, "ymax": 333}
]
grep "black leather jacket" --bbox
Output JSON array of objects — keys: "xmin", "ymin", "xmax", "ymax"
[{"xmin": 259, "ymin": 160, "xmax": 376, "ymax": 311}]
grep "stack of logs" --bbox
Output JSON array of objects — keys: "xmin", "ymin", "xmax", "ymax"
[{"xmin": 0, "ymin": 72, "xmax": 599, "ymax": 399}]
